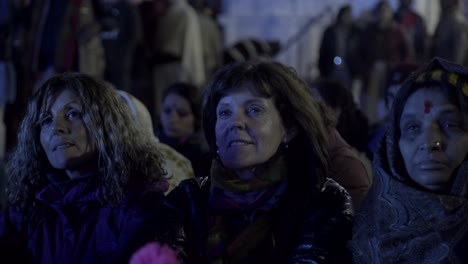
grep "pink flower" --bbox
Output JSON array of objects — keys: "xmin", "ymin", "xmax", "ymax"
[{"xmin": 130, "ymin": 242, "xmax": 181, "ymax": 264}]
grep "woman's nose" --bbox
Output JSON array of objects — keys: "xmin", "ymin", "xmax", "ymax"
[
  {"xmin": 52, "ymin": 118, "xmax": 67, "ymax": 135},
  {"xmin": 167, "ymin": 110, "xmax": 180, "ymax": 122},
  {"xmin": 419, "ymin": 126, "xmax": 443, "ymax": 151},
  {"xmin": 419, "ymin": 141, "xmax": 443, "ymax": 151},
  {"xmin": 229, "ymin": 110, "xmax": 246, "ymax": 130}
]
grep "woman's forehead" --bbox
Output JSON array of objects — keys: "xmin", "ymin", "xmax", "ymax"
[{"xmin": 401, "ymin": 87, "xmax": 460, "ymax": 116}]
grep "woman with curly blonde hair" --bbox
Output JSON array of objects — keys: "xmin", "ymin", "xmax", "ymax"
[{"xmin": 0, "ymin": 72, "xmax": 182, "ymax": 263}]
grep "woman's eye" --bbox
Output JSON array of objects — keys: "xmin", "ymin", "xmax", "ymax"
[
  {"xmin": 66, "ymin": 110, "xmax": 81, "ymax": 120},
  {"xmin": 217, "ymin": 109, "xmax": 231, "ymax": 117},
  {"xmin": 40, "ymin": 116, "xmax": 52, "ymax": 127},
  {"xmin": 177, "ymin": 110, "xmax": 190, "ymax": 118},
  {"xmin": 247, "ymin": 107, "xmax": 260, "ymax": 114},
  {"xmin": 247, "ymin": 105, "xmax": 263, "ymax": 116},
  {"xmin": 163, "ymin": 108, "xmax": 172, "ymax": 115},
  {"xmin": 441, "ymin": 121, "xmax": 461, "ymax": 130},
  {"xmin": 402, "ymin": 123, "xmax": 420, "ymax": 134}
]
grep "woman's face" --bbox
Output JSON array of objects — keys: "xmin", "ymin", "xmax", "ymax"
[
  {"xmin": 215, "ymin": 86, "xmax": 288, "ymax": 179},
  {"xmin": 398, "ymin": 87, "xmax": 468, "ymax": 191},
  {"xmin": 160, "ymin": 93, "xmax": 195, "ymax": 139},
  {"xmin": 39, "ymin": 88, "xmax": 97, "ymax": 178}
]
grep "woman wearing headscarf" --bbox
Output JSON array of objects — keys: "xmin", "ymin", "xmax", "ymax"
[{"xmin": 351, "ymin": 57, "xmax": 468, "ymax": 263}]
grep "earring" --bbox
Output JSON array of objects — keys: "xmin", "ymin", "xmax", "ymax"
[
  {"xmin": 285, "ymin": 143, "xmax": 289, "ymax": 149},
  {"xmin": 216, "ymin": 150, "xmax": 219, "ymax": 154}
]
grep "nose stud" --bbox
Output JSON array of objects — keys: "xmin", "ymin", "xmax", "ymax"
[{"xmin": 419, "ymin": 141, "xmax": 442, "ymax": 151}]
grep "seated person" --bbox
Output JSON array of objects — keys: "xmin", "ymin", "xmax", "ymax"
[
  {"xmin": 312, "ymin": 81, "xmax": 373, "ymax": 207},
  {"xmin": 133, "ymin": 61, "xmax": 353, "ymax": 263},
  {"xmin": 351, "ymin": 57, "xmax": 468, "ymax": 262},
  {"xmin": 157, "ymin": 82, "xmax": 212, "ymax": 177},
  {"xmin": 118, "ymin": 90, "xmax": 194, "ymax": 193},
  {"xmin": 0, "ymin": 72, "xmax": 182, "ymax": 263}
]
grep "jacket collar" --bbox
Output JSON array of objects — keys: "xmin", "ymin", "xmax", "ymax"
[{"xmin": 36, "ymin": 172, "xmax": 104, "ymax": 207}]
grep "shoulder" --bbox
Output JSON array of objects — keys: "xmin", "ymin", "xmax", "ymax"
[
  {"xmin": 177, "ymin": 176, "xmax": 210, "ymax": 190},
  {"xmin": 328, "ymin": 132, "xmax": 371, "ymax": 185},
  {"xmin": 168, "ymin": 176, "xmax": 210, "ymax": 200},
  {"xmin": 288, "ymin": 178, "xmax": 353, "ymax": 263},
  {"xmin": 164, "ymin": 177, "xmax": 210, "ymax": 214}
]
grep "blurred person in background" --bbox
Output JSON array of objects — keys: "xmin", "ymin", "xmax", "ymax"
[
  {"xmin": 95, "ymin": 0, "xmax": 141, "ymax": 92},
  {"xmin": 157, "ymin": 82, "xmax": 212, "ymax": 177},
  {"xmin": 318, "ymin": 4, "xmax": 360, "ymax": 89},
  {"xmin": 432, "ymin": 0, "xmax": 468, "ymax": 66},
  {"xmin": 357, "ymin": 0, "xmax": 409, "ymax": 125},
  {"xmin": 118, "ymin": 89, "xmax": 195, "ymax": 193},
  {"xmin": 312, "ymin": 80, "xmax": 372, "ymax": 208},
  {"xmin": 394, "ymin": 0, "xmax": 427, "ymax": 64}
]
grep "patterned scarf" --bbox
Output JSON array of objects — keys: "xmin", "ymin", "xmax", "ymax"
[{"xmin": 206, "ymin": 156, "xmax": 288, "ymax": 264}]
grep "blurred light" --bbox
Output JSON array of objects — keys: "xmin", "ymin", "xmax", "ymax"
[{"xmin": 333, "ymin": 56, "xmax": 342, "ymax": 65}]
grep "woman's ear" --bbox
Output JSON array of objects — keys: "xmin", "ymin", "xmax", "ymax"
[{"xmin": 283, "ymin": 126, "xmax": 298, "ymax": 144}]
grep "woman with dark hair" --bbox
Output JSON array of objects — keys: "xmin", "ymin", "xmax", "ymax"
[
  {"xmin": 132, "ymin": 61, "xmax": 353, "ymax": 263},
  {"xmin": 311, "ymin": 80, "xmax": 372, "ymax": 208},
  {"xmin": 118, "ymin": 89, "xmax": 194, "ymax": 194},
  {"xmin": 0, "ymin": 72, "xmax": 182, "ymax": 263},
  {"xmin": 351, "ymin": 57, "xmax": 468, "ymax": 262},
  {"xmin": 312, "ymin": 80, "xmax": 369, "ymax": 153},
  {"xmin": 158, "ymin": 82, "xmax": 211, "ymax": 177}
]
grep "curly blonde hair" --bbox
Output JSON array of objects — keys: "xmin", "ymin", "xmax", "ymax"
[{"xmin": 6, "ymin": 72, "xmax": 166, "ymax": 211}]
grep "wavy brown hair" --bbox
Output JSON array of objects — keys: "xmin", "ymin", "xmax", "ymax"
[{"xmin": 6, "ymin": 72, "xmax": 166, "ymax": 211}]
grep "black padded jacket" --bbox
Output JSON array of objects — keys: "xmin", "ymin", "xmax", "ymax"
[{"xmin": 163, "ymin": 177, "xmax": 354, "ymax": 264}]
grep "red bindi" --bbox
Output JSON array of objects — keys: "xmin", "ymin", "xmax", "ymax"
[{"xmin": 424, "ymin": 100, "xmax": 433, "ymax": 114}]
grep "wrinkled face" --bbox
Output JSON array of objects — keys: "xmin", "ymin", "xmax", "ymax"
[
  {"xmin": 40, "ymin": 88, "xmax": 97, "ymax": 178},
  {"xmin": 160, "ymin": 93, "xmax": 195, "ymax": 139},
  {"xmin": 215, "ymin": 86, "xmax": 288, "ymax": 179},
  {"xmin": 398, "ymin": 87, "xmax": 468, "ymax": 192}
]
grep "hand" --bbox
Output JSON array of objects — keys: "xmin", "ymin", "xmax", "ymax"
[{"xmin": 129, "ymin": 242, "xmax": 181, "ymax": 264}]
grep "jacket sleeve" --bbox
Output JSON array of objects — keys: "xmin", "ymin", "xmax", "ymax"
[
  {"xmin": 163, "ymin": 177, "xmax": 210, "ymax": 264},
  {"xmin": 289, "ymin": 179, "xmax": 354, "ymax": 264},
  {"xmin": 119, "ymin": 190, "xmax": 188, "ymax": 264}
]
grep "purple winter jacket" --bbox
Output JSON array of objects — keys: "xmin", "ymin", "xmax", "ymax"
[{"xmin": 0, "ymin": 175, "xmax": 170, "ymax": 264}]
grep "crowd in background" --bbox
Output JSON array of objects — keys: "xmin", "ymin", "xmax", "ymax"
[
  {"xmin": 0, "ymin": 0, "xmax": 464, "ymax": 199},
  {"xmin": 0, "ymin": 0, "xmax": 466, "ymax": 262},
  {"xmin": 0, "ymin": 0, "xmax": 464, "ymax": 154}
]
